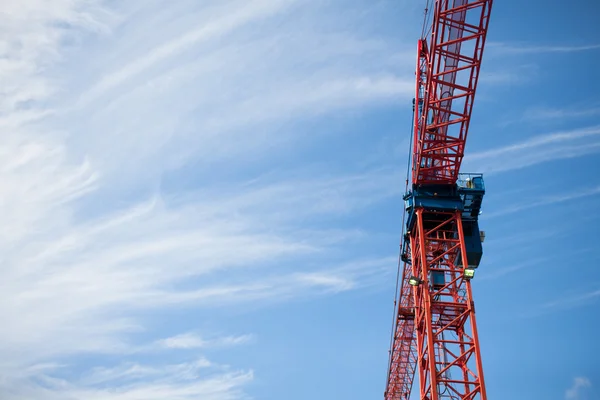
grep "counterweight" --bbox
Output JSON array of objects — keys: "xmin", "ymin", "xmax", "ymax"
[{"xmin": 385, "ymin": 1, "xmax": 493, "ymax": 399}]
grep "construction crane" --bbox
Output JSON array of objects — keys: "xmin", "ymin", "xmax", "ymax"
[{"xmin": 385, "ymin": 1, "xmax": 493, "ymax": 400}]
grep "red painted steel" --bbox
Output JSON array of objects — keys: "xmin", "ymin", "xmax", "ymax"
[
  {"xmin": 385, "ymin": 256, "xmax": 417, "ymax": 400},
  {"xmin": 413, "ymin": 0, "xmax": 493, "ymax": 185},
  {"xmin": 386, "ymin": 211, "xmax": 488, "ymax": 400},
  {"xmin": 410, "ymin": 210, "xmax": 487, "ymax": 400},
  {"xmin": 385, "ymin": 1, "xmax": 492, "ymax": 399}
]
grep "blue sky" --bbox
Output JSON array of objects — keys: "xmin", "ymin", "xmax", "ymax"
[{"xmin": 1, "ymin": 0, "xmax": 599, "ymax": 399}]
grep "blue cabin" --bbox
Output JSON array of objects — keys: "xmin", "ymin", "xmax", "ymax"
[
  {"xmin": 404, "ymin": 173, "xmax": 486, "ymax": 269},
  {"xmin": 404, "ymin": 184, "xmax": 463, "ymax": 232},
  {"xmin": 430, "ymin": 270, "xmax": 446, "ymax": 290},
  {"xmin": 455, "ymin": 220, "xmax": 483, "ymax": 268},
  {"xmin": 456, "ymin": 174, "xmax": 485, "ymax": 268}
]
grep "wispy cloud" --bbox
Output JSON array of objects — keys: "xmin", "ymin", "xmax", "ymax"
[
  {"xmin": 483, "ymin": 186, "xmax": 600, "ymax": 219},
  {"xmin": 541, "ymin": 287, "xmax": 600, "ymax": 311},
  {"xmin": 463, "ymin": 125, "xmax": 600, "ymax": 174},
  {"xmin": 77, "ymin": 0, "xmax": 300, "ymax": 106},
  {"xmin": 80, "ymin": 357, "xmax": 214, "ymax": 385},
  {"xmin": 156, "ymin": 333, "xmax": 253, "ymax": 350},
  {"xmin": 0, "ymin": 165, "xmax": 396, "ymax": 374},
  {"xmin": 479, "ymin": 64, "xmax": 539, "ymax": 85},
  {"xmin": 523, "ymin": 106, "xmax": 600, "ymax": 121},
  {"xmin": 54, "ymin": 1, "xmax": 413, "ymax": 184},
  {"xmin": 481, "ymin": 228, "xmax": 560, "ymax": 249},
  {"xmin": 477, "ymin": 258, "xmax": 547, "ymax": 281},
  {"xmin": 565, "ymin": 377, "xmax": 592, "ymax": 400},
  {"xmin": 0, "ymin": 0, "xmax": 404, "ymax": 398},
  {"xmin": 498, "ymin": 105, "xmax": 600, "ymax": 128},
  {"xmin": 469, "ymin": 126, "xmax": 600, "ymax": 159},
  {"xmin": 4, "ymin": 359, "xmax": 253, "ymax": 400},
  {"xmin": 519, "ymin": 285, "xmax": 600, "ymax": 320},
  {"xmin": 479, "ymin": 42, "xmax": 600, "ymax": 91},
  {"xmin": 488, "ymin": 42, "xmax": 600, "ymax": 55}
]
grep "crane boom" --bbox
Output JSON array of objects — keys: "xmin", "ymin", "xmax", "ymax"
[
  {"xmin": 385, "ymin": 1, "xmax": 493, "ymax": 399},
  {"xmin": 414, "ymin": 0, "xmax": 492, "ymax": 185}
]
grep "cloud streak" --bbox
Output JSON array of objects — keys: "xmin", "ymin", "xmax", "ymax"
[
  {"xmin": 522, "ymin": 106, "xmax": 600, "ymax": 121},
  {"xmin": 0, "ymin": 0, "xmax": 406, "ymax": 398},
  {"xmin": 155, "ymin": 333, "xmax": 253, "ymax": 350},
  {"xmin": 483, "ymin": 186, "xmax": 600, "ymax": 219},
  {"xmin": 3, "ymin": 359, "xmax": 253, "ymax": 400},
  {"xmin": 464, "ymin": 125, "xmax": 600, "ymax": 174},
  {"xmin": 488, "ymin": 42, "xmax": 600, "ymax": 55},
  {"xmin": 497, "ymin": 105, "xmax": 600, "ymax": 128},
  {"xmin": 521, "ymin": 282, "xmax": 600, "ymax": 320},
  {"xmin": 541, "ymin": 287, "xmax": 600, "ymax": 311},
  {"xmin": 565, "ymin": 377, "xmax": 592, "ymax": 400},
  {"xmin": 78, "ymin": 0, "xmax": 299, "ymax": 106},
  {"xmin": 479, "ymin": 64, "xmax": 539, "ymax": 85},
  {"xmin": 477, "ymin": 258, "xmax": 547, "ymax": 281}
]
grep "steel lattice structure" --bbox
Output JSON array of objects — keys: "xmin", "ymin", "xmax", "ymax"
[{"xmin": 385, "ymin": 1, "xmax": 493, "ymax": 400}]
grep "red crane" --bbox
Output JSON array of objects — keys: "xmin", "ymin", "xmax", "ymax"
[{"xmin": 385, "ymin": 1, "xmax": 493, "ymax": 399}]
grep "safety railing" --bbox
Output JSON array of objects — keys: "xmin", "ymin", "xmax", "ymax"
[{"xmin": 457, "ymin": 173, "xmax": 485, "ymax": 191}]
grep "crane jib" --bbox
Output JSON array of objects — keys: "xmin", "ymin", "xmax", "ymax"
[
  {"xmin": 412, "ymin": 0, "xmax": 492, "ymax": 186},
  {"xmin": 385, "ymin": 1, "xmax": 493, "ymax": 400}
]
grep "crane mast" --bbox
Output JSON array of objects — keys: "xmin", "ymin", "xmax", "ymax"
[{"xmin": 385, "ymin": 1, "xmax": 493, "ymax": 400}]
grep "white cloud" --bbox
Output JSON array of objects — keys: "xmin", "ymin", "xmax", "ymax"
[
  {"xmin": 158, "ymin": 333, "xmax": 209, "ymax": 349},
  {"xmin": 156, "ymin": 333, "xmax": 253, "ymax": 350},
  {"xmin": 522, "ymin": 106, "xmax": 600, "ymax": 121},
  {"xmin": 488, "ymin": 42, "xmax": 600, "ymax": 55},
  {"xmin": 479, "ymin": 64, "xmax": 539, "ymax": 86},
  {"xmin": 565, "ymin": 377, "xmax": 592, "ymax": 400},
  {"xmin": 0, "ymin": 0, "xmax": 404, "ymax": 398},
  {"xmin": 463, "ymin": 125, "xmax": 600, "ymax": 174},
  {"xmin": 0, "ymin": 168, "xmax": 396, "ymax": 373},
  {"xmin": 470, "ymin": 126, "xmax": 600, "ymax": 159},
  {"xmin": 497, "ymin": 105, "xmax": 600, "ymax": 128},
  {"xmin": 54, "ymin": 0, "xmax": 413, "ymax": 184},
  {"xmin": 294, "ymin": 272, "xmax": 355, "ymax": 292},
  {"xmin": 77, "ymin": 0, "xmax": 300, "ymax": 106},
  {"xmin": 478, "ymin": 42, "xmax": 600, "ymax": 91},
  {"xmin": 542, "ymin": 288, "xmax": 600, "ymax": 311},
  {"xmin": 3, "ymin": 361, "xmax": 252, "ymax": 400},
  {"xmin": 483, "ymin": 186, "xmax": 600, "ymax": 218},
  {"xmin": 477, "ymin": 258, "xmax": 548, "ymax": 281}
]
